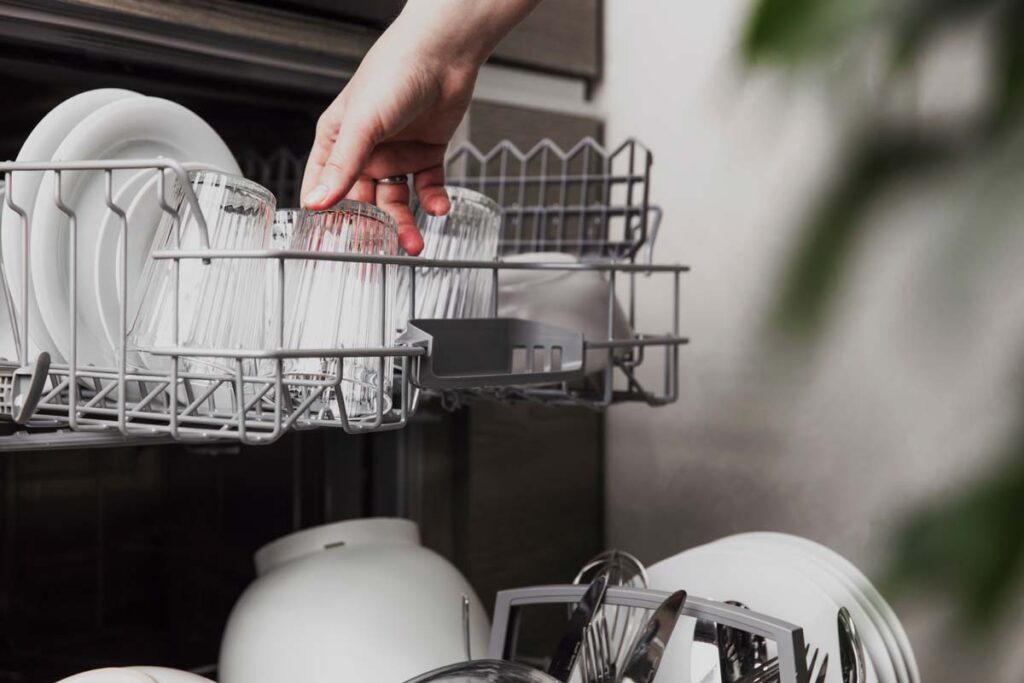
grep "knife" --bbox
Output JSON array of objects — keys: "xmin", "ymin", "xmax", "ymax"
[
  {"xmin": 618, "ymin": 590, "xmax": 688, "ymax": 683},
  {"xmin": 547, "ymin": 572, "xmax": 611, "ymax": 681}
]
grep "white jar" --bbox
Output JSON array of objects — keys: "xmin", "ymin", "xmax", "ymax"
[{"xmin": 219, "ymin": 518, "xmax": 490, "ymax": 683}]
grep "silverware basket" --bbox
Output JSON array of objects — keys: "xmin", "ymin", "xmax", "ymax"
[{"xmin": 489, "ymin": 585, "xmax": 810, "ymax": 683}]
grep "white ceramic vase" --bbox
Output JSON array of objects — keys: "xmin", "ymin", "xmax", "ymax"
[{"xmin": 219, "ymin": 518, "xmax": 490, "ymax": 683}]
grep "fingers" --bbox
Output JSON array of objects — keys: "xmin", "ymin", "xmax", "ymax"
[
  {"xmin": 303, "ymin": 112, "xmax": 379, "ymax": 209},
  {"xmin": 413, "ymin": 165, "xmax": 450, "ymax": 216},
  {"xmin": 375, "ymin": 181, "xmax": 424, "ymax": 256},
  {"xmin": 300, "ymin": 121, "xmax": 336, "ymax": 204}
]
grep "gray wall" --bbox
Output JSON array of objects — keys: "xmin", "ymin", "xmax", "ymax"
[{"xmin": 597, "ymin": 2, "xmax": 1024, "ymax": 681}]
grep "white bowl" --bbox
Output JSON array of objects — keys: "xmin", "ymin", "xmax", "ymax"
[
  {"xmin": 497, "ymin": 253, "xmax": 632, "ymax": 373},
  {"xmin": 219, "ymin": 518, "xmax": 490, "ymax": 683},
  {"xmin": 58, "ymin": 668, "xmax": 215, "ymax": 683}
]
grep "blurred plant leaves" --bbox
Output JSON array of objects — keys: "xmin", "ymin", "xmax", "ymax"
[
  {"xmin": 882, "ymin": 433, "xmax": 1024, "ymax": 626},
  {"xmin": 743, "ymin": 0, "xmax": 877, "ymax": 63},
  {"xmin": 745, "ymin": 0, "xmax": 1024, "ymax": 630},
  {"xmin": 773, "ymin": 129, "xmax": 963, "ymax": 335}
]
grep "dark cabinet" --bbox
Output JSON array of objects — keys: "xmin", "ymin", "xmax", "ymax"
[{"xmin": 244, "ymin": 0, "xmax": 602, "ymax": 79}]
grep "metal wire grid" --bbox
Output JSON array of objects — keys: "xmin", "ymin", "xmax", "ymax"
[
  {"xmin": 241, "ymin": 139, "xmax": 656, "ymax": 261},
  {"xmin": 0, "ymin": 149, "xmax": 686, "ymax": 444},
  {"xmin": 445, "ymin": 138, "xmax": 653, "ymax": 259}
]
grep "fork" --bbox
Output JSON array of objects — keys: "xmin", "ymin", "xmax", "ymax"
[{"xmin": 578, "ymin": 616, "xmax": 615, "ymax": 682}]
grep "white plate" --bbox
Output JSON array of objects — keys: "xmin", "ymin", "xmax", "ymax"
[
  {"xmin": 30, "ymin": 97, "xmax": 240, "ymax": 365},
  {"xmin": 94, "ymin": 162, "xmax": 224, "ymax": 356},
  {"xmin": 711, "ymin": 534, "xmax": 894, "ymax": 683},
  {"xmin": 1, "ymin": 88, "xmax": 141, "ymax": 361},
  {"xmin": 648, "ymin": 545, "xmax": 844, "ymax": 683},
  {"xmin": 737, "ymin": 532, "xmax": 918, "ymax": 683}
]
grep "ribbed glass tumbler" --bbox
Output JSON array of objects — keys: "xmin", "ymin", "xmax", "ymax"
[
  {"xmin": 128, "ymin": 171, "xmax": 275, "ymax": 375},
  {"xmin": 285, "ymin": 202, "xmax": 398, "ymax": 421},
  {"xmin": 395, "ymin": 187, "xmax": 501, "ymax": 330}
]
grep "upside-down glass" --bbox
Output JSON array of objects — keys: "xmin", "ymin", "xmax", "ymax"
[
  {"xmin": 128, "ymin": 171, "xmax": 275, "ymax": 376},
  {"xmin": 285, "ymin": 202, "xmax": 398, "ymax": 420},
  {"xmin": 395, "ymin": 187, "xmax": 501, "ymax": 330}
]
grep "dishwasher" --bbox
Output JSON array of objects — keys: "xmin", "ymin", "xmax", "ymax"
[{"xmin": 0, "ymin": 3, "xmax": 700, "ymax": 679}]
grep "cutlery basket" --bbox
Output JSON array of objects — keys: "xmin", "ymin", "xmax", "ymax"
[
  {"xmin": 490, "ymin": 584, "xmax": 809, "ymax": 683},
  {"xmin": 0, "ymin": 139, "xmax": 689, "ymax": 446}
]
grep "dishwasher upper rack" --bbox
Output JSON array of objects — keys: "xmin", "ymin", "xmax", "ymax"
[{"xmin": 0, "ymin": 157, "xmax": 687, "ymax": 445}]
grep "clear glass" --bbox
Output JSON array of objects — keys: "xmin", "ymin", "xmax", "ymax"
[
  {"xmin": 128, "ymin": 171, "xmax": 275, "ymax": 375},
  {"xmin": 265, "ymin": 208, "xmax": 299, "ymax": 349},
  {"xmin": 285, "ymin": 202, "xmax": 398, "ymax": 420},
  {"xmin": 396, "ymin": 186, "xmax": 501, "ymax": 330}
]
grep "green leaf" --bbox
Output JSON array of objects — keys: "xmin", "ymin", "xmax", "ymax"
[
  {"xmin": 990, "ymin": 1, "xmax": 1024, "ymax": 132},
  {"xmin": 743, "ymin": 0, "xmax": 877, "ymax": 63},
  {"xmin": 771, "ymin": 129, "xmax": 962, "ymax": 337},
  {"xmin": 882, "ymin": 430, "xmax": 1024, "ymax": 628}
]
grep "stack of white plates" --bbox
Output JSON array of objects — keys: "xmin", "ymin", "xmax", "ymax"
[
  {"xmin": 646, "ymin": 532, "xmax": 919, "ymax": 683},
  {"xmin": 0, "ymin": 89, "xmax": 240, "ymax": 367}
]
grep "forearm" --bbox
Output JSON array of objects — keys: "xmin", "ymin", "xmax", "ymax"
[{"xmin": 392, "ymin": 0, "xmax": 543, "ymax": 70}]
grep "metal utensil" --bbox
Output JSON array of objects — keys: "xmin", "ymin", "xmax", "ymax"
[
  {"xmin": 573, "ymin": 550, "xmax": 648, "ymax": 679},
  {"xmin": 732, "ymin": 645, "xmax": 827, "ymax": 683},
  {"xmin": 617, "ymin": 589, "xmax": 687, "ymax": 683},
  {"xmin": 718, "ymin": 600, "xmax": 771, "ymax": 681},
  {"xmin": 837, "ymin": 607, "xmax": 865, "ymax": 683},
  {"xmin": 463, "ymin": 595, "xmax": 473, "ymax": 661},
  {"xmin": 580, "ymin": 617, "xmax": 615, "ymax": 683},
  {"xmin": 548, "ymin": 573, "xmax": 610, "ymax": 682}
]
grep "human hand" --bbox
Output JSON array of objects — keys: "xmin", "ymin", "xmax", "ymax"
[{"xmin": 301, "ymin": 0, "xmax": 541, "ymax": 255}]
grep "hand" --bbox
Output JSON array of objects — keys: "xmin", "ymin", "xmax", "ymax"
[
  {"xmin": 300, "ymin": 30, "xmax": 475, "ymax": 254},
  {"xmin": 301, "ymin": 0, "xmax": 542, "ymax": 255}
]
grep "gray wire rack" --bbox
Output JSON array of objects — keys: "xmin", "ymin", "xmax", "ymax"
[
  {"xmin": 446, "ymin": 138, "xmax": 653, "ymax": 259},
  {"xmin": 490, "ymin": 585, "xmax": 809, "ymax": 683},
  {"xmin": 0, "ymin": 139, "xmax": 687, "ymax": 446}
]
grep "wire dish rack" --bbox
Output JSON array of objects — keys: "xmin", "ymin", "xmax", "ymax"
[{"xmin": 0, "ymin": 139, "xmax": 689, "ymax": 445}]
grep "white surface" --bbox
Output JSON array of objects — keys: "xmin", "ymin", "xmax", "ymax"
[
  {"xmin": 219, "ymin": 517, "xmax": 490, "ymax": 683},
  {"xmin": 94, "ymin": 162, "xmax": 224, "ymax": 355},
  {"xmin": 648, "ymin": 545, "xmax": 844, "ymax": 683},
  {"xmin": 254, "ymin": 517, "xmax": 421, "ymax": 575},
  {"xmin": 1, "ymin": 88, "xmax": 141, "ymax": 361},
  {"xmin": 497, "ymin": 252, "xmax": 631, "ymax": 373},
  {"xmin": 128, "ymin": 667, "xmax": 214, "ymax": 683},
  {"xmin": 737, "ymin": 533, "xmax": 919, "ymax": 683},
  {"xmin": 30, "ymin": 96, "xmax": 239, "ymax": 366},
  {"xmin": 710, "ymin": 534, "xmax": 892, "ymax": 683},
  {"xmin": 474, "ymin": 63, "xmax": 594, "ymax": 117}
]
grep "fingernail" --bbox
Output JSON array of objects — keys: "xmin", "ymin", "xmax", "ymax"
[{"xmin": 304, "ymin": 184, "xmax": 328, "ymax": 206}]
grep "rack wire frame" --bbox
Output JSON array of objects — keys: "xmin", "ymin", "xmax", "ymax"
[
  {"xmin": 0, "ymin": 149, "xmax": 687, "ymax": 445},
  {"xmin": 490, "ymin": 585, "xmax": 809, "ymax": 683},
  {"xmin": 445, "ymin": 138, "xmax": 653, "ymax": 260}
]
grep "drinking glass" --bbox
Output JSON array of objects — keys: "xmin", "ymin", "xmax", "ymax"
[
  {"xmin": 128, "ymin": 171, "xmax": 275, "ymax": 377},
  {"xmin": 395, "ymin": 186, "xmax": 501, "ymax": 330},
  {"xmin": 285, "ymin": 201, "xmax": 398, "ymax": 420}
]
